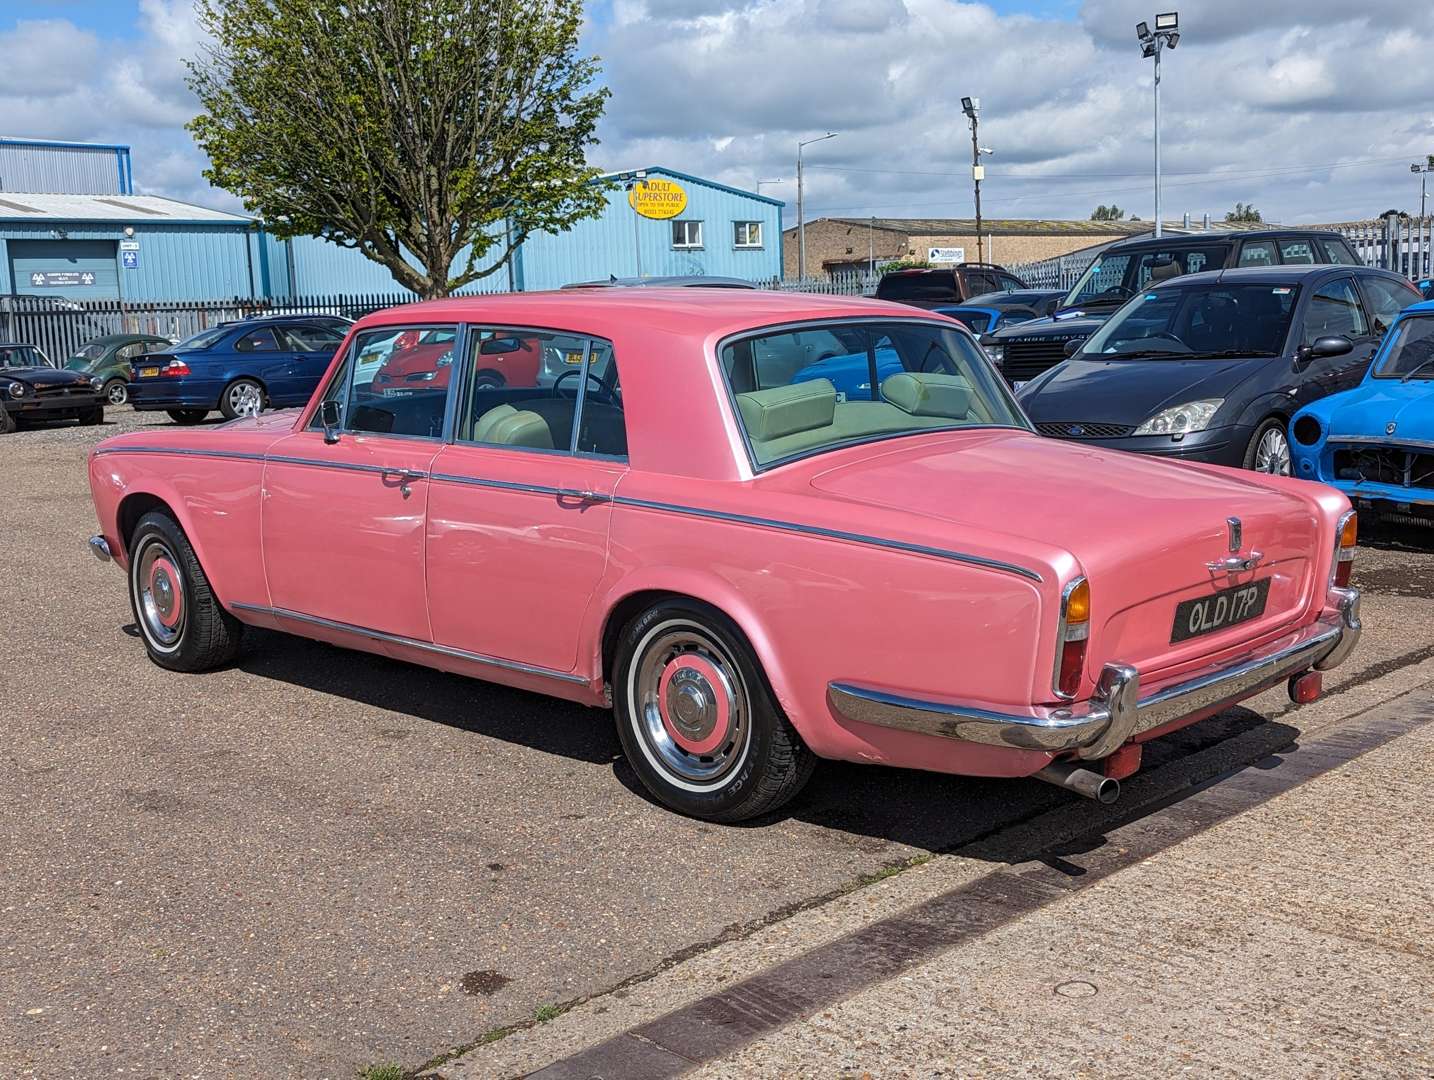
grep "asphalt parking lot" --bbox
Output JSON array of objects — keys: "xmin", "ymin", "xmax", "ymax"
[{"xmin": 3, "ymin": 410, "xmax": 1434, "ymax": 1079}]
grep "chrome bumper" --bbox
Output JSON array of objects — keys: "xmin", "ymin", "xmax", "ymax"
[
  {"xmin": 88, "ymin": 534, "xmax": 113, "ymax": 563},
  {"xmin": 828, "ymin": 587, "xmax": 1361, "ymax": 760}
]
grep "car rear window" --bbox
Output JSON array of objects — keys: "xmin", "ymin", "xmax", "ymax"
[{"xmin": 876, "ymin": 272, "xmax": 959, "ymax": 302}]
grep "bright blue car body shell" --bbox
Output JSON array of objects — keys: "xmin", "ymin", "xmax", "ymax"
[{"xmin": 1291, "ymin": 299, "xmax": 1434, "ymax": 508}]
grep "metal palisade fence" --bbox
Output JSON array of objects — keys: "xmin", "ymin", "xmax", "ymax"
[{"xmin": 0, "ymin": 289, "xmax": 502, "ymax": 366}]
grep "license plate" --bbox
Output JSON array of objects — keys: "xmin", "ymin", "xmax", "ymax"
[
  {"xmin": 140, "ymin": 366, "xmax": 159, "ymax": 377},
  {"xmin": 1171, "ymin": 578, "xmax": 1270, "ymax": 643},
  {"xmin": 564, "ymin": 350, "xmax": 584, "ymax": 365}
]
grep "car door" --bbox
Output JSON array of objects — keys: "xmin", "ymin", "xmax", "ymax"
[
  {"xmin": 232, "ymin": 325, "xmax": 295, "ymax": 393},
  {"xmin": 425, "ymin": 328, "xmax": 627, "ymax": 675},
  {"xmin": 259, "ymin": 323, "xmax": 459, "ymax": 642},
  {"xmin": 276, "ymin": 323, "xmax": 346, "ymax": 405},
  {"xmin": 1294, "ymin": 276, "xmax": 1378, "ymax": 403}
]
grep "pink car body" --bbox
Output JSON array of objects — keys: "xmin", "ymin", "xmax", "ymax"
[{"xmin": 87, "ymin": 289, "xmax": 1361, "ymax": 814}]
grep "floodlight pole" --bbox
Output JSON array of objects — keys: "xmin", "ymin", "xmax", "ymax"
[
  {"xmin": 969, "ymin": 107, "xmax": 984, "ymax": 263},
  {"xmin": 1153, "ymin": 43, "xmax": 1162, "ymax": 238},
  {"xmin": 621, "ymin": 172, "xmax": 647, "ymax": 279},
  {"xmin": 1139, "ymin": 15, "xmax": 1179, "ymax": 238},
  {"xmin": 797, "ymin": 133, "xmax": 838, "ymax": 282}
]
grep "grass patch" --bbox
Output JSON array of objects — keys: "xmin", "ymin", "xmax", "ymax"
[
  {"xmin": 359, "ymin": 1065, "xmax": 404, "ymax": 1080},
  {"xmin": 853, "ymin": 853, "xmax": 933, "ymax": 889},
  {"xmin": 534, "ymin": 1002, "xmax": 564, "ymax": 1023}
]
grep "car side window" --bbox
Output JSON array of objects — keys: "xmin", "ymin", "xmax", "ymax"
[
  {"xmin": 457, "ymin": 329, "xmax": 626, "ymax": 458},
  {"xmin": 1238, "ymin": 241, "xmax": 1277, "ymax": 267},
  {"xmin": 1319, "ymin": 238, "xmax": 1363, "ymax": 266},
  {"xmin": 343, "ymin": 325, "xmax": 456, "ymax": 439},
  {"xmin": 997, "ymin": 273, "xmax": 1024, "ymax": 292},
  {"xmin": 115, "ymin": 342, "xmax": 145, "ymax": 361},
  {"xmin": 282, "ymin": 325, "xmax": 346, "ymax": 352},
  {"xmin": 235, "ymin": 327, "xmax": 281, "ymax": 352},
  {"xmin": 1303, "ymin": 279, "xmax": 1370, "ymax": 344},
  {"xmin": 1358, "ymin": 276, "xmax": 1419, "ymax": 336},
  {"xmin": 1278, "ymin": 239, "xmax": 1317, "ymax": 265}
]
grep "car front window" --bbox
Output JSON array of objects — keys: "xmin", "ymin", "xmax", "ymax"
[
  {"xmin": 1079, "ymin": 284, "xmax": 1298, "ymax": 359},
  {"xmin": 1065, "ymin": 254, "xmax": 1132, "ymax": 306},
  {"xmin": 720, "ymin": 319, "xmax": 1026, "ymax": 469},
  {"xmin": 1375, "ymin": 316, "xmax": 1434, "ymax": 378},
  {"xmin": 0, "ymin": 346, "xmax": 45, "ymax": 368}
]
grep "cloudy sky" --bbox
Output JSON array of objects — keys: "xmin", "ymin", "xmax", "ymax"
[{"xmin": 3, "ymin": 0, "xmax": 1432, "ymax": 227}]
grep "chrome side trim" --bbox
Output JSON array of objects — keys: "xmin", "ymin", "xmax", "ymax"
[
  {"xmin": 1331, "ymin": 435, "xmax": 1434, "ymax": 451},
  {"xmin": 229, "ymin": 602, "xmax": 589, "ymax": 686},
  {"xmin": 611, "ymin": 495, "xmax": 1044, "ymax": 583},
  {"xmin": 1329, "ymin": 508, "xmax": 1356, "ymax": 588},
  {"xmin": 92, "ymin": 445, "xmax": 267, "ymax": 463},
  {"xmin": 266, "ymin": 454, "xmax": 430, "ymax": 480},
  {"xmin": 429, "ymin": 472, "xmax": 566, "ymax": 497},
  {"xmin": 828, "ymin": 587, "xmax": 1361, "ymax": 756}
]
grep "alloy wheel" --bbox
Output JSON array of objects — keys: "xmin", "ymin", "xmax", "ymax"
[
  {"xmin": 1254, "ymin": 426, "xmax": 1291, "ymax": 476},
  {"xmin": 229, "ymin": 382, "xmax": 263, "ymax": 417},
  {"xmin": 106, "ymin": 381, "xmax": 128, "ymax": 406}
]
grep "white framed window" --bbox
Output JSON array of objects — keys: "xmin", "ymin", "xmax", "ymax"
[
  {"xmin": 733, "ymin": 221, "xmax": 762, "ymax": 249},
  {"xmin": 671, "ymin": 220, "xmax": 703, "ymax": 249}
]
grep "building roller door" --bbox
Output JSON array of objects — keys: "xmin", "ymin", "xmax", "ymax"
[{"xmin": 9, "ymin": 239, "xmax": 120, "ymax": 300}]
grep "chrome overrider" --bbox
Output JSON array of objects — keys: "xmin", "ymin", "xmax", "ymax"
[
  {"xmin": 828, "ymin": 587, "xmax": 1361, "ymax": 759},
  {"xmin": 88, "ymin": 534, "xmax": 113, "ymax": 562}
]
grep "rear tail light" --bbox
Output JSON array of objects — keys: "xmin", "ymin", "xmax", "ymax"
[
  {"xmin": 161, "ymin": 359, "xmax": 191, "ymax": 377},
  {"xmin": 1054, "ymin": 577, "xmax": 1090, "ymax": 699},
  {"xmin": 1332, "ymin": 511, "xmax": 1356, "ymax": 588}
]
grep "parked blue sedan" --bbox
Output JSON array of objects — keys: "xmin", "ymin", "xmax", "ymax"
[
  {"xmin": 1290, "ymin": 298, "xmax": 1434, "ymax": 521},
  {"xmin": 128, "ymin": 317, "xmax": 347, "ymax": 423}
]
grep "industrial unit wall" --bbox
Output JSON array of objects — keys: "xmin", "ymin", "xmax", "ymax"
[
  {"xmin": 0, "ymin": 138, "xmax": 133, "ymax": 196},
  {"xmin": 519, "ymin": 168, "xmax": 783, "ymax": 289}
]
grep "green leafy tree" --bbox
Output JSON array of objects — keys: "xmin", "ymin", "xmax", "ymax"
[
  {"xmin": 187, "ymin": 0, "xmax": 610, "ymax": 298},
  {"xmin": 1225, "ymin": 202, "xmax": 1264, "ymax": 224},
  {"xmin": 1090, "ymin": 204, "xmax": 1124, "ymax": 221}
]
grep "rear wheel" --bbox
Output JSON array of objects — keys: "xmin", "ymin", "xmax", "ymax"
[
  {"xmin": 166, "ymin": 408, "xmax": 209, "ymax": 425},
  {"xmin": 220, "ymin": 378, "xmax": 265, "ymax": 420},
  {"xmin": 127, "ymin": 510, "xmax": 242, "ymax": 671},
  {"xmin": 78, "ymin": 404, "xmax": 104, "ymax": 425},
  {"xmin": 104, "ymin": 379, "xmax": 129, "ymax": 406},
  {"xmin": 612, "ymin": 600, "xmax": 815, "ymax": 822},
  {"xmin": 1243, "ymin": 418, "xmax": 1290, "ymax": 475},
  {"xmin": 0, "ymin": 407, "xmax": 14, "ymax": 435}
]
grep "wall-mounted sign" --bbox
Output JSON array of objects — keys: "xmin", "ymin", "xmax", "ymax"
[
  {"xmin": 122, "ymin": 250, "xmax": 139, "ymax": 270},
  {"xmin": 119, "ymin": 239, "xmax": 141, "ymax": 251},
  {"xmin": 628, "ymin": 178, "xmax": 688, "ymax": 220},
  {"xmin": 928, "ymin": 246, "xmax": 965, "ymax": 264},
  {"xmin": 29, "ymin": 271, "xmax": 96, "ymax": 287}
]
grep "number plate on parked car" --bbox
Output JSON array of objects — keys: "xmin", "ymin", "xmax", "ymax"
[
  {"xmin": 1171, "ymin": 578, "xmax": 1270, "ymax": 643},
  {"xmin": 139, "ymin": 366, "xmax": 159, "ymax": 377}
]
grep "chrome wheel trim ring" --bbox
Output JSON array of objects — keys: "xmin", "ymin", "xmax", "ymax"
[
  {"xmin": 132, "ymin": 536, "xmax": 187, "ymax": 653},
  {"xmin": 628, "ymin": 619, "xmax": 751, "ymax": 791},
  {"xmin": 1255, "ymin": 426, "xmax": 1290, "ymax": 475},
  {"xmin": 106, "ymin": 381, "xmax": 128, "ymax": 405},
  {"xmin": 229, "ymin": 382, "xmax": 263, "ymax": 417}
]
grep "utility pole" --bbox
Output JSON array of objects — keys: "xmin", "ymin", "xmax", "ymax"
[
  {"xmin": 1137, "ymin": 14, "xmax": 1180, "ymax": 238},
  {"xmin": 1412, "ymin": 157, "xmax": 1433, "ymax": 219},
  {"xmin": 797, "ymin": 132, "xmax": 838, "ymax": 282},
  {"xmin": 621, "ymin": 170, "xmax": 648, "ymax": 278},
  {"xmin": 961, "ymin": 97, "xmax": 992, "ymax": 264},
  {"xmin": 869, "ymin": 217, "xmax": 875, "ymax": 278}
]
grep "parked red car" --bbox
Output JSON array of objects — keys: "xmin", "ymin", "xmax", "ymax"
[{"xmin": 372, "ymin": 328, "xmax": 542, "ymax": 394}]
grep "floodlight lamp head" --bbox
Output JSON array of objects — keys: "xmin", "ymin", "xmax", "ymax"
[{"xmin": 1136, "ymin": 21, "xmax": 1150, "ymax": 40}]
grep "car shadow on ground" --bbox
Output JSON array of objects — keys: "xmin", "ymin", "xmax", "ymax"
[{"xmin": 229, "ymin": 625, "xmax": 1293, "ymax": 857}]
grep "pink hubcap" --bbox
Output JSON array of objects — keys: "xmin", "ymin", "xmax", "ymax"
[
  {"xmin": 148, "ymin": 556, "xmax": 184, "ymax": 629},
  {"xmin": 657, "ymin": 654, "xmax": 732, "ymax": 756}
]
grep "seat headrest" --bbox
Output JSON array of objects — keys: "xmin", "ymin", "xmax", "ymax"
[
  {"xmin": 472, "ymin": 403, "xmax": 517, "ymax": 443},
  {"xmin": 488, "ymin": 409, "xmax": 554, "ymax": 450},
  {"xmin": 881, "ymin": 372, "xmax": 972, "ymax": 418},
  {"xmin": 736, "ymin": 378, "xmax": 836, "ymax": 441}
]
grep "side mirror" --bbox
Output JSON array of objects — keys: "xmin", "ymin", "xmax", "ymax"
[
  {"xmin": 319, "ymin": 399, "xmax": 342, "ymax": 444},
  {"xmin": 1044, "ymin": 297, "xmax": 1061, "ymax": 317},
  {"xmin": 1063, "ymin": 337, "xmax": 1084, "ymax": 358},
  {"xmin": 1308, "ymin": 335, "xmax": 1354, "ymax": 359}
]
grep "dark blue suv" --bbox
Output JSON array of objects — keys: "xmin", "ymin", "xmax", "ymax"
[{"xmin": 128, "ymin": 317, "xmax": 347, "ymax": 423}]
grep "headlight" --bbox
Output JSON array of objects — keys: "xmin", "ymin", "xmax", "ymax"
[
  {"xmin": 89, "ymin": 376, "xmax": 103, "ymax": 390},
  {"xmin": 7, "ymin": 381, "xmax": 26, "ymax": 398},
  {"xmin": 984, "ymin": 344, "xmax": 1004, "ymax": 364},
  {"xmin": 1133, "ymin": 399, "xmax": 1223, "ymax": 436}
]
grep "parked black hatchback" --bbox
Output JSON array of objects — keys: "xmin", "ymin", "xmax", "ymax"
[
  {"xmin": 986, "ymin": 229, "xmax": 1363, "ymax": 386},
  {"xmin": 1016, "ymin": 265, "xmax": 1421, "ymax": 474},
  {"xmin": 875, "ymin": 262, "xmax": 1027, "ymax": 308}
]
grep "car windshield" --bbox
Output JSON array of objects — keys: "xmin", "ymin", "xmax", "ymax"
[
  {"xmin": 1376, "ymin": 315, "xmax": 1434, "ymax": 379},
  {"xmin": 877, "ymin": 273, "xmax": 956, "ymax": 302},
  {"xmin": 1079, "ymin": 283, "xmax": 1298, "ymax": 359},
  {"xmin": 1062, "ymin": 244, "xmax": 1230, "ymax": 308},
  {"xmin": 720, "ymin": 319, "xmax": 1027, "ymax": 468},
  {"xmin": 0, "ymin": 345, "xmax": 47, "ymax": 368},
  {"xmin": 174, "ymin": 326, "xmax": 229, "ymax": 350}
]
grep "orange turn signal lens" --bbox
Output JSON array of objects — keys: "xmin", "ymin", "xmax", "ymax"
[
  {"xmin": 1065, "ymin": 579, "xmax": 1091, "ymax": 625},
  {"xmin": 1340, "ymin": 513, "xmax": 1358, "ymax": 550}
]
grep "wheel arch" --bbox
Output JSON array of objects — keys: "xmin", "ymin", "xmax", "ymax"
[{"xmin": 112, "ymin": 487, "xmax": 218, "ymax": 597}]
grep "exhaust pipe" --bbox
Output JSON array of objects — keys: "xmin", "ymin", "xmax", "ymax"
[{"xmin": 1035, "ymin": 761, "xmax": 1120, "ymax": 804}]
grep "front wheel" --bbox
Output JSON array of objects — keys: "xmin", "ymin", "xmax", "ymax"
[
  {"xmin": 128, "ymin": 511, "xmax": 242, "ymax": 671},
  {"xmin": 220, "ymin": 378, "xmax": 265, "ymax": 420},
  {"xmin": 1243, "ymin": 418, "xmax": 1291, "ymax": 476},
  {"xmin": 104, "ymin": 379, "xmax": 129, "ymax": 406},
  {"xmin": 0, "ymin": 407, "xmax": 14, "ymax": 435},
  {"xmin": 167, "ymin": 408, "xmax": 209, "ymax": 425},
  {"xmin": 612, "ymin": 600, "xmax": 815, "ymax": 822}
]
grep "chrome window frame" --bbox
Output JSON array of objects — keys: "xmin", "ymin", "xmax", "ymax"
[
  {"xmin": 316, "ymin": 322, "xmax": 466, "ymax": 443},
  {"xmin": 714, "ymin": 315, "xmax": 1033, "ymax": 476}
]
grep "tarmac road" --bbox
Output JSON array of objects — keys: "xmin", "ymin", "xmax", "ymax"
[{"xmin": 2, "ymin": 410, "xmax": 1433, "ymax": 1079}]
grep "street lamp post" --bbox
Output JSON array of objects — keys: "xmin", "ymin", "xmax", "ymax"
[
  {"xmin": 619, "ymin": 170, "xmax": 648, "ymax": 278},
  {"xmin": 1412, "ymin": 157, "xmax": 1434, "ymax": 220},
  {"xmin": 960, "ymin": 97, "xmax": 989, "ymax": 264},
  {"xmin": 797, "ymin": 132, "xmax": 838, "ymax": 282},
  {"xmin": 756, "ymin": 178, "xmax": 786, "ymax": 195},
  {"xmin": 1137, "ymin": 13, "xmax": 1180, "ymax": 238}
]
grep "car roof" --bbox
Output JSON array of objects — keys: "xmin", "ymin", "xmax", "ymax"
[
  {"xmin": 563, "ymin": 275, "xmax": 758, "ymax": 289},
  {"xmin": 1152, "ymin": 264, "xmax": 1399, "ymax": 288},
  {"xmin": 80, "ymin": 333, "xmax": 169, "ymax": 345},
  {"xmin": 1403, "ymin": 299, "xmax": 1434, "ymax": 315},
  {"xmin": 1102, "ymin": 228, "xmax": 1343, "ymax": 255},
  {"xmin": 352, "ymin": 288, "xmax": 938, "ymax": 341}
]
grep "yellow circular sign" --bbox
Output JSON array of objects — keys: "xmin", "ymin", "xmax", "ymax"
[{"xmin": 628, "ymin": 178, "xmax": 688, "ymax": 220}]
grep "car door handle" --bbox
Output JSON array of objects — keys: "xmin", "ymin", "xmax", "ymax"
[
  {"xmin": 556, "ymin": 488, "xmax": 612, "ymax": 504},
  {"xmin": 382, "ymin": 468, "xmax": 426, "ymax": 496}
]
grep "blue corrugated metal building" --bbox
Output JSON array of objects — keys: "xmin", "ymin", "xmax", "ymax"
[{"xmin": 0, "ymin": 146, "xmax": 782, "ymax": 299}]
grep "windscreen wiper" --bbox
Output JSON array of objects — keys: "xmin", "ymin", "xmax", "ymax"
[
  {"xmin": 1401, "ymin": 357, "xmax": 1434, "ymax": 383},
  {"xmin": 1179, "ymin": 350, "xmax": 1279, "ymax": 359}
]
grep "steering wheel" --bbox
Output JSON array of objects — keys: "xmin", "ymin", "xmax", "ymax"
[
  {"xmin": 1145, "ymin": 331, "xmax": 1190, "ymax": 350},
  {"xmin": 1098, "ymin": 285, "xmax": 1134, "ymax": 300},
  {"xmin": 554, "ymin": 366, "xmax": 617, "ymax": 405}
]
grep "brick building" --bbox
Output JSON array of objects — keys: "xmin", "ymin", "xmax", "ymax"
[{"xmin": 782, "ymin": 217, "xmax": 1154, "ymax": 279}]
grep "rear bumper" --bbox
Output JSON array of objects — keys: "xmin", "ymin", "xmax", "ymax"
[
  {"xmin": 827, "ymin": 587, "xmax": 1361, "ymax": 760},
  {"xmin": 128, "ymin": 378, "xmax": 223, "ymax": 410}
]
